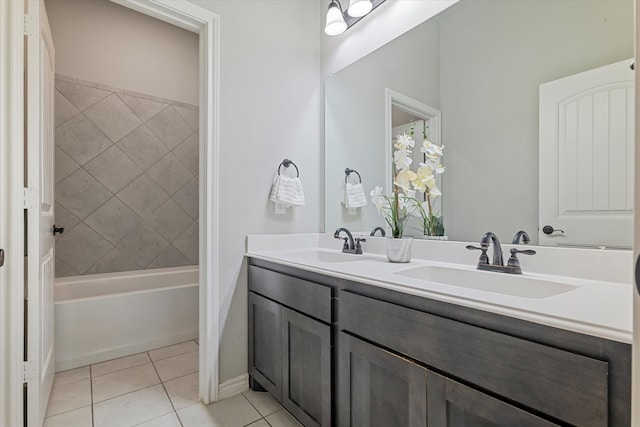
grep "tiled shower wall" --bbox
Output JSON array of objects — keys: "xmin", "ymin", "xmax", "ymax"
[{"xmin": 54, "ymin": 76, "xmax": 199, "ymax": 277}]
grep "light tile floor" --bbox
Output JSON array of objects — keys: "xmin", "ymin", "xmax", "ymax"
[{"xmin": 44, "ymin": 340, "xmax": 302, "ymax": 427}]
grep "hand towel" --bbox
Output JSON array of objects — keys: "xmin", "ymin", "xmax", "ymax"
[
  {"xmin": 270, "ymin": 175, "xmax": 305, "ymax": 207},
  {"xmin": 342, "ymin": 182, "xmax": 368, "ymax": 208}
]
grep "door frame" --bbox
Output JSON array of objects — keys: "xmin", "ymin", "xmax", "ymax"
[
  {"xmin": 0, "ymin": 2, "xmax": 29, "ymax": 426},
  {"xmin": 0, "ymin": 2, "xmax": 220, "ymax": 424}
]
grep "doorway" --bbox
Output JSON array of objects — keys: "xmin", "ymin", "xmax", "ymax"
[{"xmin": 0, "ymin": 1, "xmax": 220, "ymax": 425}]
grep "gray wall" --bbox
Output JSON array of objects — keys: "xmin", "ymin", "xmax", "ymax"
[
  {"xmin": 45, "ymin": 0, "xmax": 199, "ymax": 105},
  {"xmin": 439, "ymin": 0, "xmax": 633, "ymax": 242},
  {"xmin": 54, "ymin": 78, "xmax": 199, "ymax": 277}
]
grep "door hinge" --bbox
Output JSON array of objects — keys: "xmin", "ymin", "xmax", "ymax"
[
  {"xmin": 23, "ymin": 15, "xmax": 36, "ymax": 37},
  {"xmin": 23, "ymin": 188, "xmax": 37, "ymax": 210},
  {"xmin": 23, "ymin": 361, "xmax": 36, "ymax": 383}
]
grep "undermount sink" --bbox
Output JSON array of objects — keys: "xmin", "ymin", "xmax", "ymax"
[
  {"xmin": 394, "ymin": 265, "xmax": 578, "ymax": 298},
  {"xmin": 287, "ymin": 250, "xmax": 374, "ymax": 263}
]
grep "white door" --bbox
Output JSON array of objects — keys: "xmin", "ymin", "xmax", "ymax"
[
  {"xmin": 25, "ymin": 0, "xmax": 56, "ymax": 424},
  {"xmin": 539, "ymin": 59, "xmax": 634, "ymax": 248}
]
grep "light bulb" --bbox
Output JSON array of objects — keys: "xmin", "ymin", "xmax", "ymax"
[
  {"xmin": 324, "ymin": 1, "xmax": 347, "ymax": 36},
  {"xmin": 347, "ymin": 0, "xmax": 372, "ymax": 17}
]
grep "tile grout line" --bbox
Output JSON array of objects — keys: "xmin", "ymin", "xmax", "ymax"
[
  {"xmin": 47, "ymin": 343, "xmax": 197, "ymax": 424},
  {"xmin": 90, "ymin": 367, "xmax": 95, "ymax": 427}
]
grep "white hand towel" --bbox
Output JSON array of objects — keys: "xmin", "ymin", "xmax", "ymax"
[
  {"xmin": 342, "ymin": 182, "xmax": 368, "ymax": 208},
  {"xmin": 270, "ymin": 175, "xmax": 305, "ymax": 207}
]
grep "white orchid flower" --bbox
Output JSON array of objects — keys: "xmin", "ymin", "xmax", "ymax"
[
  {"xmin": 370, "ymin": 186, "xmax": 389, "ymax": 210},
  {"xmin": 412, "ymin": 181, "xmax": 426, "ymax": 193},
  {"xmin": 394, "ymin": 169, "xmax": 417, "ymax": 194},
  {"xmin": 424, "ymin": 174, "xmax": 437, "ymax": 190},
  {"xmin": 395, "ymin": 133, "xmax": 415, "ymax": 150},
  {"xmin": 421, "ymin": 141, "xmax": 445, "ymax": 157},
  {"xmin": 435, "ymin": 164, "xmax": 445, "ymax": 174},
  {"xmin": 394, "ymin": 149, "xmax": 413, "ymax": 170},
  {"xmin": 428, "ymin": 186, "xmax": 442, "ymax": 197}
]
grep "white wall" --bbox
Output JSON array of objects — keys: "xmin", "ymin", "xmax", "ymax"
[
  {"xmin": 45, "ymin": 0, "xmax": 199, "ymax": 104},
  {"xmin": 192, "ymin": 0, "xmax": 322, "ymax": 384}
]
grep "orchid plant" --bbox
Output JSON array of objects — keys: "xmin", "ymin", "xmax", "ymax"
[
  {"xmin": 413, "ymin": 125, "xmax": 445, "ymax": 236},
  {"xmin": 370, "ymin": 125, "xmax": 445, "ymax": 238}
]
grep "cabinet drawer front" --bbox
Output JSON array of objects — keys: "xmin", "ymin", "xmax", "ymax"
[
  {"xmin": 249, "ymin": 265, "xmax": 332, "ymax": 323},
  {"xmin": 340, "ymin": 291, "xmax": 608, "ymax": 427}
]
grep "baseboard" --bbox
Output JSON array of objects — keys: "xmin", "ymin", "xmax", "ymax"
[
  {"xmin": 218, "ymin": 373, "xmax": 249, "ymax": 400},
  {"xmin": 55, "ymin": 331, "xmax": 198, "ymax": 372}
]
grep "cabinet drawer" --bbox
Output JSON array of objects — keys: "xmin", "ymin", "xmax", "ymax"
[
  {"xmin": 249, "ymin": 265, "xmax": 332, "ymax": 323},
  {"xmin": 340, "ymin": 291, "xmax": 608, "ymax": 427}
]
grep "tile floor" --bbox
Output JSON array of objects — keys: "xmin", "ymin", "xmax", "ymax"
[{"xmin": 44, "ymin": 340, "xmax": 302, "ymax": 427}]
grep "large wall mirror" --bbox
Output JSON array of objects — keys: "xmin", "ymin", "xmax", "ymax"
[{"xmin": 324, "ymin": 0, "xmax": 634, "ymax": 247}]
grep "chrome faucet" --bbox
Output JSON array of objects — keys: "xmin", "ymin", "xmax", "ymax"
[
  {"xmin": 466, "ymin": 232, "xmax": 535, "ymax": 274},
  {"xmin": 370, "ymin": 227, "xmax": 386, "ymax": 237},
  {"xmin": 512, "ymin": 230, "xmax": 531, "ymax": 244},
  {"xmin": 334, "ymin": 227, "xmax": 366, "ymax": 254},
  {"xmin": 481, "ymin": 231, "xmax": 503, "ymax": 266}
]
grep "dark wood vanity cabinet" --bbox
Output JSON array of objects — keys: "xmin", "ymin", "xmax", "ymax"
[
  {"xmin": 427, "ymin": 372, "xmax": 559, "ymax": 427},
  {"xmin": 248, "ymin": 258, "xmax": 631, "ymax": 427},
  {"xmin": 338, "ymin": 332, "xmax": 428, "ymax": 427},
  {"xmin": 248, "ymin": 261, "xmax": 335, "ymax": 427}
]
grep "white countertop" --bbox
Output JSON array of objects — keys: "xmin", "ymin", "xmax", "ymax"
[{"xmin": 246, "ymin": 233, "xmax": 633, "ymax": 344}]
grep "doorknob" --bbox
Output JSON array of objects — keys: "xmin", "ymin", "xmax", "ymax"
[
  {"xmin": 53, "ymin": 225, "xmax": 64, "ymax": 236},
  {"xmin": 542, "ymin": 225, "xmax": 564, "ymax": 235}
]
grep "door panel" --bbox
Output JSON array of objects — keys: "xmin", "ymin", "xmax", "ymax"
[
  {"xmin": 282, "ymin": 307, "xmax": 331, "ymax": 427},
  {"xmin": 338, "ymin": 332, "xmax": 427, "ymax": 427},
  {"xmin": 248, "ymin": 292, "xmax": 282, "ymax": 400},
  {"xmin": 26, "ymin": 0, "xmax": 55, "ymax": 424},
  {"xmin": 539, "ymin": 58, "xmax": 634, "ymax": 248},
  {"xmin": 427, "ymin": 372, "xmax": 560, "ymax": 427}
]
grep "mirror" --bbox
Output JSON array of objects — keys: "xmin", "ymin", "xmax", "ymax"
[{"xmin": 324, "ymin": 0, "xmax": 634, "ymax": 246}]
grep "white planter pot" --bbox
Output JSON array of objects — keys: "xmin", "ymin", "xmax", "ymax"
[
  {"xmin": 386, "ymin": 237, "xmax": 412, "ymax": 263},
  {"xmin": 422, "ymin": 235, "xmax": 448, "ymax": 241}
]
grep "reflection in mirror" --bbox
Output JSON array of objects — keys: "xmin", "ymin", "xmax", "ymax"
[
  {"xmin": 324, "ymin": 0, "xmax": 634, "ymax": 247},
  {"xmin": 388, "ymin": 91, "xmax": 443, "ymax": 237}
]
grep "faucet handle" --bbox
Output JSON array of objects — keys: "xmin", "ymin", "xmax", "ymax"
[
  {"xmin": 507, "ymin": 248, "xmax": 536, "ymax": 268},
  {"xmin": 335, "ymin": 236, "xmax": 349, "ymax": 250},
  {"xmin": 355, "ymin": 238, "xmax": 366, "ymax": 254},
  {"xmin": 466, "ymin": 245, "xmax": 489, "ymax": 265}
]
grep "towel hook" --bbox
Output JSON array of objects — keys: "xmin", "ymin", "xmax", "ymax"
[
  {"xmin": 344, "ymin": 168, "xmax": 362, "ymax": 184},
  {"xmin": 278, "ymin": 159, "xmax": 299, "ymax": 177}
]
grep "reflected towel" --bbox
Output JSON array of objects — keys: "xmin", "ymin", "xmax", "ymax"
[
  {"xmin": 342, "ymin": 183, "xmax": 368, "ymax": 208},
  {"xmin": 270, "ymin": 175, "xmax": 305, "ymax": 207}
]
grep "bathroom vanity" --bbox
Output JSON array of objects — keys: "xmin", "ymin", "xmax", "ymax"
[{"xmin": 246, "ymin": 234, "xmax": 632, "ymax": 427}]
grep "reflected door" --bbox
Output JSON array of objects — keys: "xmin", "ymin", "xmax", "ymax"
[{"xmin": 539, "ymin": 59, "xmax": 634, "ymax": 248}]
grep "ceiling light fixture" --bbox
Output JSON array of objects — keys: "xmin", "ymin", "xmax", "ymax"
[
  {"xmin": 347, "ymin": 0, "xmax": 373, "ymax": 17},
  {"xmin": 324, "ymin": 0, "xmax": 347, "ymax": 36},
  {"xmin": 324, "ymin": 0, "xmax": 386, "ymax": 37}
]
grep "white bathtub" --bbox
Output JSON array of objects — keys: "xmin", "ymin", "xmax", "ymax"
[{"xmin": 55, "ymin": 266, "xmax": 198, "ymax": 372}]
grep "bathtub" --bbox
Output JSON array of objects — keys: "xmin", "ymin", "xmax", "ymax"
[{"xmin": 55, "ymin": 266, "xmax": 198, "ymax": 372}]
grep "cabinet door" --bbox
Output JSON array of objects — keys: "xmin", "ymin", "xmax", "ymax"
[
  {"xmin": 282, "ymin": 307, "xmax": 331, "ymax": 427},
  {"xmin": 427, "ymin": 372, "xmax": 560, "ymax": 427},
  {"xmin": 338, "ymin": 332, "xmax": 427, "ymax": 427},
  {"xmin": 249, "ymin": 292, "xmax": 282, "ymax": 399}
]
